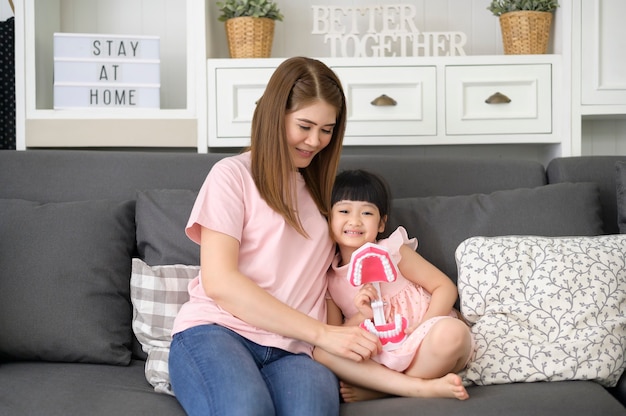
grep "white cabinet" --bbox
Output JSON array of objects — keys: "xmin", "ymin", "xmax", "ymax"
[
  {"xmin": 212, "ymin": 66, "xmax": 275, "ymax": 144},
  {"xmin": 569, "ymin": 0, "xmax": 626, "ymax": 156},
  {"xmin": 207, "ymin": 56, "xmax": 561, "ymax": 149},
  {"xmin": 15, "ymin": 0, "xmax": 207, "ymax": 151},
  {"xmin": 332, "ymin": 66, "xmax": 437, "ymax": 138},
  {"xmin": 445, "ymin": 64, "xmax": 552, "ymax": 135},
  {"xmin": 580, "ymin": 0, "xmax": 626, "ymax": 109}
]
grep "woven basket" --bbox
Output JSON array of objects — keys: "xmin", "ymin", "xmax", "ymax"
[
  {"xmin": 225, "ymin": 16, "xmax": 275, "ymax": 58},
  {"xmin": 499, "ymin": 11, "xmax": 552, "ymax": 54}
]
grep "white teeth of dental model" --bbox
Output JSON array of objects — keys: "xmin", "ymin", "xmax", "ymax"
[
  {"xmin": 351, "ymin": 253, "xmax": 396, "ymax": 286},
  {"xmin": 363, "ymin": 314, "xmax": 404, "ymax": 338}
]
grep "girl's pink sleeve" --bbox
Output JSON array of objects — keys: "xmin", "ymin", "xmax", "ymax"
[{"xmin": 384, "ymin": 226, "xmax": 418, "ymax": 264}]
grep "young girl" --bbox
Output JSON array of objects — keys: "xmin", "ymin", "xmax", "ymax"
[
  {"xmin": 169, "ymin": 58, "xmax": 380, "ymax": 416},
  {"xmin": 314, "ymin": 169, "xmax": 474, "ymax": 402}
]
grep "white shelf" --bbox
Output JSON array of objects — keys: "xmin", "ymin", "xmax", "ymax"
[{"xmin": 15, "ymin": 0, "xmax": 207, "ymax": 151}]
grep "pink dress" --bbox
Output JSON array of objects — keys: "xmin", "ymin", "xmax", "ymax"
[{"xmin": 327, "ymin": 226, "xmax": 456, "ymax": 372}]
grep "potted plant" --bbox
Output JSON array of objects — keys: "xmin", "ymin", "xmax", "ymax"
[
  {"xmin": 487, "ymin": 0, "xmax": 559, "ymax": 55},
  {"xmin": 217, "ymin": 0, "xmax": 284, "ymax": 58}
]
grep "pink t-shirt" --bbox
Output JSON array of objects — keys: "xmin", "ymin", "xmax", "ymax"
[{"xmin": 172, "ymin": 152, "xmax": 334, "ymax": 356}]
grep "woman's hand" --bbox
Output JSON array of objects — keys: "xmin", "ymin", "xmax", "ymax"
[
  {"xmin": 200, "ymin": 227, "xmax": 380, "ymax": 362},
  {"xmin": 316, "ymin": 324, "xmax": 381, "ymax": 362}
]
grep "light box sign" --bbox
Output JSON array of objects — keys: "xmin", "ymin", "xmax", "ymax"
[
  {"xmin": 53, "ymin": 33, "xmax": 160, "ymax": 109},
  {"xmin": 311, "ymin": 4, "xmax": 467, "ymax": 57}
]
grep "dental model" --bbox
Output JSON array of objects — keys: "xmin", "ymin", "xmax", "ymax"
[{"xmin": 347, "ymin": 242, "xmax": 408, "ymax": 351}]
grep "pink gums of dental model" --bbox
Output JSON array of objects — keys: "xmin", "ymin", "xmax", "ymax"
[{"xmin": 347, "ymin": 242, "xmax": 408, "ymax": 351}]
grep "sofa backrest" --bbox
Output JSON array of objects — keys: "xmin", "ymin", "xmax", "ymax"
[
  {"xmin": 0, "ymin": 150, "xmax": 234, "ymax": 203},
  {"xmin": 0, "ymin": 150, "xmax": 548, "ymax": 203},
  {"xmin": 547, "ymin": 156, "xmax": 626, "ymax": 235},
  {"xmin": 0, "ymin": 150, "xmax": 559, "ymax": 282},
  {"xmin": 339, "ymin": 154, "xmax": 547, "ymax": 198}
]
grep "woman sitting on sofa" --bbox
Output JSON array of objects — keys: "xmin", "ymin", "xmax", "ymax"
[{"xmin": 168, "ymin": 56, "xmax": 381, "ymax": 416}]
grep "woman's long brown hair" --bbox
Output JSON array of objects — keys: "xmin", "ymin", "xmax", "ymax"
[{"xmin": 249, "ymin": 57, "xmax": 347, "ymax": 237}]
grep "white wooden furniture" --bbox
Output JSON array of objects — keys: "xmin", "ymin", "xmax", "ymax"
[
  {"xmin": 15, "ymin": 0, "xmax": 568, "ymax": 159},
  {"xmin": 580, "ymin": 0, "xmax": 626, "ymax": 110},
  {"xmin": 207, "ymin": 56, "xmax": 562, "ymax": 153},
  {"xmin": 15, "ymin": 0, "xmax": 207, "ymax": 151},
  {"xmin": 571, "ymin": 0, "xmax": 626, "ymax": 155}
]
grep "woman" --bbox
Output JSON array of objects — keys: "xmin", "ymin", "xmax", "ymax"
[{"xmin": 169, "ymin": 57, "xmax": 380, "ymax": 416}]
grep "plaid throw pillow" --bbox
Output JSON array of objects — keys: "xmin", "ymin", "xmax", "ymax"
[{"xmin": 130, "ymin": 258, "xmax": 199, "ymax": 395}]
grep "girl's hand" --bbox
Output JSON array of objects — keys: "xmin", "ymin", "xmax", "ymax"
[
  {"xmin": 354, "ymin": 283, "xmax": 377, "ymax": 319},
  {"xmin": 404, "ymin": 320, "xmax": 423, "ymax": 335}
]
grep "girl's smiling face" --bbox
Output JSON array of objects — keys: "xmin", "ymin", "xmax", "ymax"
[
  {"xmin": 285, "ymin": 100, "xmax": 336, "ymax": 169},
  {"xmin": 330, "ymin": 200, "xmax": 386, "ymax": 256}
]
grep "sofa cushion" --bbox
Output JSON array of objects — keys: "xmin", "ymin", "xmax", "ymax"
[
  {"xmin": 616, "ymin": 161, "xmax": 626, "ymax": 234},
  {"xmin": 0, "ymin": 361, "xmax": 185, "ymax": 416},
  {"xmin": 386, "ymin": 182, "xmax": 603, "ymax": 284},
  {"xmin": 456, "ymin": 235, "xmax": 626, "ymax": 387},
  {"xmin": 136, "ymin": 189, "xmax": 199, "ymax": 265},
  {"xmin": 130, "ymin": 258, "xmax": 198, "ymax": 395},
  {"xmin": 338, "ymin": 380, "xmax": 626, "ymax": 416},
  {"xmin": 0, "ymin": 198, "xmax": 135, "ymax": 364},
  {"xmin": 547, "ymin": 156, "xmax": 626, "ymax": 235}
]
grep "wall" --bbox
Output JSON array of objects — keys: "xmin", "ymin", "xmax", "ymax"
[{"xmin": 0, "ymin": 1, "xmax": 12, "ymax": 21}]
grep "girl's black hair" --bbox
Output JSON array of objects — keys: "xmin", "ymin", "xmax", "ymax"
[{"xmin": 331, "ymin": 170, "xmax": 391, "ymax": 218}]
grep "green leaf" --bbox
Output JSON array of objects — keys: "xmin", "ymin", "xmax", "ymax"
[
  {"xmin": 487, "ymin": 0, "xmax": 558, "ymax": 16},
  {"xmin": 217, "ymin": 0, "xmax": 283, "ymax": 21}
]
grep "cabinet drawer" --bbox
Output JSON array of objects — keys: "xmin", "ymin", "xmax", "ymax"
[
  {"xmin": 445, "ymin": 64, "xmax": 552, "ymax": 135},
  {"xmin": 332, "ymin": 66, "xmax": 437, "ymax": 136},
  {"xmin": 214, "ymin": 67, "xmax": 275, "ymax": 139}
]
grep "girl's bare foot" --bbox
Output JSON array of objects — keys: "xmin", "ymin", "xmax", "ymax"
[
  {"xmin": 340, "ymin": 374, "xmax": 468, "ymax": 402},
  {"xmin": 414, "ymin": 373, "xmax": 469, "ymax": 400},
  {"xmin": 340, "ymin": 381, "xmax": 388, "ymax": 403}
]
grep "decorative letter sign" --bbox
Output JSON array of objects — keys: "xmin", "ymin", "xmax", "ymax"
[
  {"xmin": 53, "ymin": 33, "xmax": 160, "ymax": 109},
  {"xmin": 311, "ymin": 4, "xmax": 467, "ymax": 57}
]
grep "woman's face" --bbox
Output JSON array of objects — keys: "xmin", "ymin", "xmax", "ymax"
[{"xmin": 285, "ymin": 100, "xmax": 337, "ymax": 169}]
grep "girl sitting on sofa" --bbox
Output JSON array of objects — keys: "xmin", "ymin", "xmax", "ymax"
[{"xmin": 314, "ymin": 169, "xmax": 474, "ymax": 402}]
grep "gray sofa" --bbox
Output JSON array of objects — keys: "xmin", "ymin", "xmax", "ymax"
[{"xmin": 0, "ymin": 149, "xmax": 625, "ymax": 416}]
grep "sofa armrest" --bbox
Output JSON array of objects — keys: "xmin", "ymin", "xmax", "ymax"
[{"xmin": 609, "ymin": 369, "xmax": 626, "ymax": 407}]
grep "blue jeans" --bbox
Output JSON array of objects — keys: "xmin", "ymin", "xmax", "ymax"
[{"xmin": 169, "ymin": 324, "xmax": 340, "ymax": 416}]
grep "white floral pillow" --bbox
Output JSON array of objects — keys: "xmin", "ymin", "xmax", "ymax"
[
  {"xmin": 456, "ymin": 235, "xmax": 626, "ymax": 387},
  {"xmin": 130, "ymin": 258, "xmax": 199, "ymax": 395}
]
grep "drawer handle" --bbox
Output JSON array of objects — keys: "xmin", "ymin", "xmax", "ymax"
[
  {"xmin": 371, "ymin": 94, "xmax": 397, "ymax": 106},
  {"xmin": 485, "ymin": 92, "xmax": 511, "ymax": 104}
]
